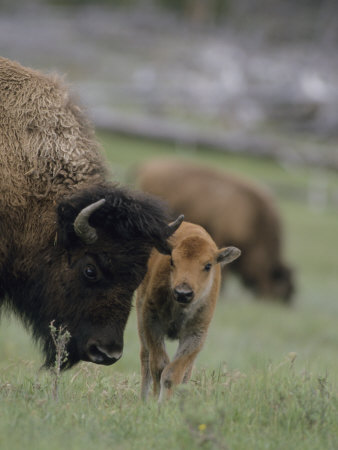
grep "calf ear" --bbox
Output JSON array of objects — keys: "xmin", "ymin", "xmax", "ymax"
[{"xmin": 216, "ymin": 246, "xmax": 241, "ymax": 266}]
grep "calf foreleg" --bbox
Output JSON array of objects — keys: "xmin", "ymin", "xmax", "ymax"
[
  {"xmin": 143, "ymin": 325, "xmax": 170, "ymax": 399},
  {"xmin": 149, "ymin": 343, "xmax": 170, "ymax": 398},
  {"xmin": 140, "ymin": 345, "xmax": 152, "ymax": 400},
  {"xmin": 182, "ymin": 361, "xmax": 194, "ymax": 383},
  {"xmin": 137, "ymin": 301, "xmax": 154, "ymax": 401},
  {"xmin": 159, "ymin": 334, "xmax": 205, "ymax": 402}
]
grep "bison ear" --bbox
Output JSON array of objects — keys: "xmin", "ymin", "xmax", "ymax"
[
  {"xmin": 57, "ymin": 202, "xmax": 78, "ymax": 248},
  {"xmin": 216, "ymin": 246, "xmax": 241, "ymax": 266}
]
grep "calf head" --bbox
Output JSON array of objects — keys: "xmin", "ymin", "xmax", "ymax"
[
  {"xmin": 35, "ymin": 184, "xmax": 183, "ymax": 369},
  {"xmin": 170, "ymin": 235, "xmax": 241, "ymax": 306}
]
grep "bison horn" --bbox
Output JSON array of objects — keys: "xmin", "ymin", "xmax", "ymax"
[
  {"xmin": 167, "ymin": 214, "xmax": 184, "ymax": 235},
  {"xmin": 73, "ymin": 199, "xmax": 106, "ymax": 244}
]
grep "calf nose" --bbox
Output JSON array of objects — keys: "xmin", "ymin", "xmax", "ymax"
[
  {"xmin": 174, "ymin": 284, "xmax": 194, "ymax": 304},
  {"xmin": 86, "ymin": 340, "xmax": 123, "ymax": 366}
]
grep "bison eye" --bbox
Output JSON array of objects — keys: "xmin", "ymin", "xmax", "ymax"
[
  {"xmin": 204, "ymin": 263, "xmax": 212, "ymax": 272},
  {"xmin": 83, "ymin": 264, "xmax": 98, "ymax": 281},
  {"xmin": 170, "ymin": 258, "xmax": 174, "ymax": 267}
]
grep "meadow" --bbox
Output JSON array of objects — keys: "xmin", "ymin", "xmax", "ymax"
[{"xmin": 0, "ymin": 133, "xmax": 337, "ymax": 449}]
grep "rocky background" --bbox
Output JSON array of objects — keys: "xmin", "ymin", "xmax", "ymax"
[{"xmin": 1, "ymin": 0, "xmax": 338, "ymax": 169}]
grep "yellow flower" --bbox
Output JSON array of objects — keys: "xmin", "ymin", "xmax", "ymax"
[
  {"xmin": 198, "ymin": 424, "xmax": 207, "ymax": 432},
  {"xmin": 288, "ymin": 352, "xmax": 297, "ymax": 363}
]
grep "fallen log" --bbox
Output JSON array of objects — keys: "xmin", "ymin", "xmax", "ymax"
[{"xmin": 91, "ymin": 108, "xmax": 338, "ymax": 171}]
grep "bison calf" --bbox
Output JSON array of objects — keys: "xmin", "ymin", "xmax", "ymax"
[
  {"xmin": 136, "ymin": 159, "xmax": 295, "ymax": 303},
  {"xmin": 136, "ymin": 221, "xmax": 241, "ymax": 402}
]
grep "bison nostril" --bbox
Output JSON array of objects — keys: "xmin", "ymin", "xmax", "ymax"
[
  {"xmin": 97, "ymin": 345, "xmax": 123, "ymax": 361},
  {"xmin": 87, "ymin": 343, "xmax": 123, "ymax": 365},
  {"xmin": 88, "ymin": 344, "xmax": 105, "ymax": 363}
]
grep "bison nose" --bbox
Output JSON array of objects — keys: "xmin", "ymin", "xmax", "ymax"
[
  {"xmin": 174, "ymin": 285, "xmax": 194, "ymax": 304},
  {"xmin": 87, "ymin": 341, "xmax": 123, "ymax": 366}
]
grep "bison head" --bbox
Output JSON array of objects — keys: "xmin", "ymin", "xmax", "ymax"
[
  {"xmin": 269, "ymin": 264, "xmax": 295, "ymax": 303},
  {"xmin": 31, "ymin": 184, "xmax": 183, "ymax": 369}
]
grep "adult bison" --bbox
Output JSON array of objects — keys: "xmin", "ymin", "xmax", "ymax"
[
  {"xmin": 135, "ymin": 159, "xmax": 295, "ymax": 303},
  {"xmin": 0, "ymin": 57, "xmax": 183, "ymax": 369}
]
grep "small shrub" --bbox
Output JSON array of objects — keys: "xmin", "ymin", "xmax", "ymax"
[{"xmin": 49, "ymin": 321, "xmax": 71, "ymax": 401}]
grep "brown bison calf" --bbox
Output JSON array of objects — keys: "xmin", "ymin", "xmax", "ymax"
[
  {"xmin": 136, "ymin": 221, "xmax": 241, "ymax": 402},
  {"xmin": 136, "ymin": 159, "xmax": 295, "ymax": 303}
]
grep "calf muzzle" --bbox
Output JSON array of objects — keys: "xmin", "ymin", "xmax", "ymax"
[{"xmin": 173, "ymin": 284, "xmax": 194, "ymax": 304}]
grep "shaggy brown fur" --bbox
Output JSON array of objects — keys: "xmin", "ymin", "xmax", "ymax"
[
  {"xmin": 135, "ymin": 159, "xmax": 294, "ymax": 302},
  {"xmin": 0, "ymin": 58, "xmax": 182, "ymax": 369},
  {"xmin": 136, "ymin": 221, "xmax": 241, "ymax": 402},
  {"xmin": 0, "ymin": 57, "xmax": 106, "ymax": 205},
  {"xmin": 0, "ymin": 57, "xmax": 107, "ymax": 267}
]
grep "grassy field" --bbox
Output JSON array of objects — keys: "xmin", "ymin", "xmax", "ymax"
[{"xmin": 0, "ymin": 134, "xmax": 337, "ymax": 449}]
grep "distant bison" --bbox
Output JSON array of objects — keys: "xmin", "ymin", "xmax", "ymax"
[
  {"xmin": 135, "ymin": 159, "xmax": 294, "ymax": 303},
  {"xmin": 136, "ymin": 221, "xmax": 240, "ymax": 402},
  {"xmin": 0, "ymin": 57, "xmax": 183, "ymax": 369}
]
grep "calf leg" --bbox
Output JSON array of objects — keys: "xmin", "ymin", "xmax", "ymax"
[
  {"xmin": 183, "ymin": 362, "xmax": 194, "ymax": 383},
  {"xmin": 159, "ymin": 334, "xmax": 204, "ymax": 402},
  {"xmin": 159, "ymin": 352, "xmax": 198, "ymax": 402},
  {"xmin": 137, "ymin": 299, "xmax": 153, "ymax": 401},
  {"xmin": 139, "ymin": 303, "xmax": 170, "ymax": 400},
  {"xmin": 140, "ymin": 345, "xmax": 151, "ymax": 400},
  {"xmin": 139, "ymin": 330, "xmax": 169, "ymax": 400},
  {"xmin": 149, "ymin": 345, "xmax": 170, "ymax": 398}
]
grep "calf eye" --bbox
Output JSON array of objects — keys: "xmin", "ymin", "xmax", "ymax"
[
  {"xmin": 204, "ymin": 263, "xmax": 212, "ymax": 272},
  {"xmin": 83, "ymin": 264, "xmax": 98, "ymax": 281}
]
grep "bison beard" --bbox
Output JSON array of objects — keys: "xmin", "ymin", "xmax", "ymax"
[{"xmin": 0, "ymin": 57, "xmax": 184, "ymax": 370}]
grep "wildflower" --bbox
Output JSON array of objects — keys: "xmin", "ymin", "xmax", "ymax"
[
  {"xmin": 198, "ymin": 424, "xmax": 207, "ymax": 432},
  {"xmin": 288, "ymin": 352, "xmax": 297, "ymax": 364}
]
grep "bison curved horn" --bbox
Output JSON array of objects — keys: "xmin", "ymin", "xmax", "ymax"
[
  {"xmin": 73, "ymin": 199, "xmax": 106, "ymax": 244},
  {"xmin": 167, "ymin": 214, "xmax": 184, "ymax": 235}
]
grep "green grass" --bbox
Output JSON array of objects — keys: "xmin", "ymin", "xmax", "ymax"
[
  {"xmin": 0, "ymin": 352, "xmax": 336, "ymax": 449},
  {"xmin": 0, "ymin": 133, "xmax": 337, "ymax": 449}
]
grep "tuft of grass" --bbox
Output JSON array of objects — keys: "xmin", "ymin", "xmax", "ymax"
[
  {"xmin": 49, "ymin": 321, "xmax": 71, "ymax": 400},
  {"xmin": 0, "ymin": 358, "xmax": 336, "ymax": 450}
]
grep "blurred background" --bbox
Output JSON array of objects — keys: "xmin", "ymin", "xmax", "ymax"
[
  {"xmin": 2, "ymin": 0, "xmax": 338, "ymax": 170},
  {"xmin": 0, "ymin": 0, "xmax": 337, "ymax": 378}
]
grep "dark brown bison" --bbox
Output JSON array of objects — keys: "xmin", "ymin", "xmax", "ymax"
[
  {"xmin": 0, "ymin": 57, "xmax": 183, "ymax": 369},
  {"xmin": 135, "ymin": 159, "xmax": 294, "ymax": 303}
]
